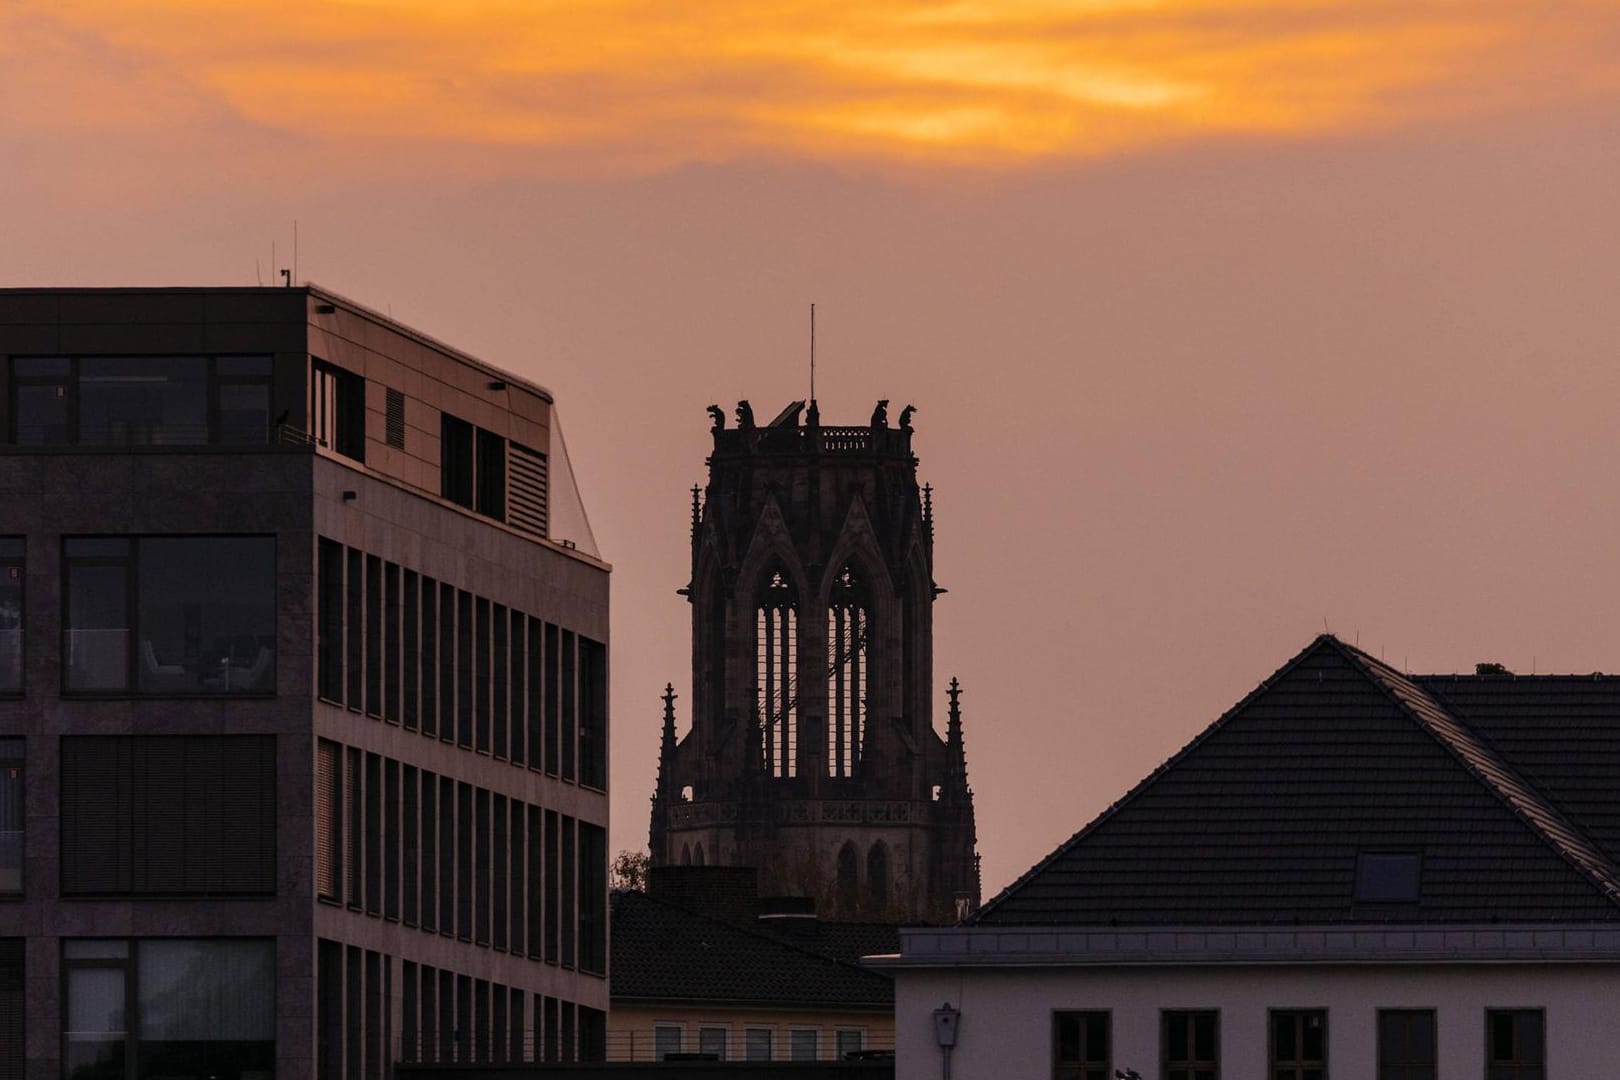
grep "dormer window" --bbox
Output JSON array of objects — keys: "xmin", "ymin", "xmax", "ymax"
[{"xmin": 1355, "ymin": 852, "xmax": 1421, "ymax": 902}]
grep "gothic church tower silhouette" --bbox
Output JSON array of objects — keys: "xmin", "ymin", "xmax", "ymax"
[{"xmin": 649, "ymin": 400, "xmax": 980, "ymax": 923}]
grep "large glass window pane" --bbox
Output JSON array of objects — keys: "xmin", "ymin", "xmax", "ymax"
[
  {"xmin": 66, "ymin": 965, "xmax": 127, "ymax": 1080},
  {"xmin": 0, "ymin": 544, "xmax": 21, "ymax": 693},
  {"xmin": 138, "ymin": 939, "xmax": 274, "ymax": 1040},
  {"xmin": 137, "ymin": 538, "xmax": 275, "ymax": 694},
  {"xmin": 218, "ymin": 383, "xmax": 271, "ymax": 445},
  {"xmin": 79, "ymin": 358, "xmax": 208, "ymax": 445},
  {"xmin": 66, "ymin": 563, "xmax": 128, "ymax": 691},
  {"xmin": 0, "ymin": 742, "xmax": 21, "ymax": 893},
  {"xmin": 745, "ymin": 1029, "xmax": 772, "ymax": 1062},
  {"xmin": 13, "ymin": 382, "xmax": 69, "ymax": 444},
  {"xmin": 137, "ymin": 939, "xmax": 276, "ymax": 1080}
]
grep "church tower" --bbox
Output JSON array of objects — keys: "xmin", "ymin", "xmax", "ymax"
[{"xmin": 649, "ymin": 400, "xmax": 980, "ymax": 923}]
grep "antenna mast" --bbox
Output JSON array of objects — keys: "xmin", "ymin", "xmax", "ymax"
[{"xmin": 809, "ymin": 303, "xmax": 816, "ymax": 402}]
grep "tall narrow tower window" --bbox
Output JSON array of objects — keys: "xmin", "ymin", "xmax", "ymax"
[
  {"xmin": 756, "ymin": 569, "xmax": 798, "ymax": 778},
  {"xmin": 827, "ymin": 565, "xmax": 868, "ymax": 777}
]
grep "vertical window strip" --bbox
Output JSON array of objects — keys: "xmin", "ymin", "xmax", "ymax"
[
  {"xmin": 316, "ymin": 740, "xmax": 340, "ymax": 900},
  {"xmin": 384, "ymin": 562, "xmax": 401, "ymax": 723}
]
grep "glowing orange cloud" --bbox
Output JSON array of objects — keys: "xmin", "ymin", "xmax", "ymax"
[{"xmin": 8, "ymin": 0, "xmax": 1620, "ymax": 171}]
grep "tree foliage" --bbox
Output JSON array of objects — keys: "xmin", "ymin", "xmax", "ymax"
[{"xmin": 611, "ymin": 849, "xmax": 650, "ymax": 892}]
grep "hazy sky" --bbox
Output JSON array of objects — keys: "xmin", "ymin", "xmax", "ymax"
[{"xmin": 6, "ymin": 0, "xmax": 1620, "ymax": 897}]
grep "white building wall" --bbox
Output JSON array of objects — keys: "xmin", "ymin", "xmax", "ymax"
[{"xmin": 896, "ymin": 964, "xmax": 1620, "ymax": 1079}]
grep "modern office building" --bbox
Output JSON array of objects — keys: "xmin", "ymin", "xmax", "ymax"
[{"xmin": 0, "ymin": 286, "xmax": 611, "ymax": 1080}]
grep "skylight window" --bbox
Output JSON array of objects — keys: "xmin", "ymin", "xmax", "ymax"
[{"xmin": 1356, "ymin": 853, "xmax": 1422, "ymax": 902}]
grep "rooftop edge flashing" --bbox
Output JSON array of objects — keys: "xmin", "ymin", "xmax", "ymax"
[
  {"xmin": 869, "ymin": 922, "xmax": 1620, "ymax": 969},
  {"xmin": 0, "ymin": 283, "xmax": 556, "ymax": 404}
]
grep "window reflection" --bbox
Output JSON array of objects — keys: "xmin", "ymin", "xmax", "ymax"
[
  {"xmin": 0, "ymin": 540, "xmax": 21, "ymax": 694},
  {"xmin": 7, "ymin": 356, "xmax": 272, "ymax": 446},
  {"xmin": 64, "ymin": 537, "xmax": 275, "ymax": 695},
  {"xmin": 79, "ymin": 358, "xmax": 208, "ymax": 445},
  {"xmin": 0, "ymin": 742, "xmax": 20, "ymax": 894},
  {"xmin": 65, "ymin": 938, "xmax": 275, "ymax": 1080}
]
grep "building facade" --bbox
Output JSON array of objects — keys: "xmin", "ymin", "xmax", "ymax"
[
  {"xmin": 608, "ymin": 867, "xmax": 895, "ymax": 1064},
  {"xmin": 0, "ymin": 286, "xmax": 610, "ymax": 1080},
  {"xmin": 880, "ymin": 635, "xmax": 1620, "ymax": 1079},
  {"xmin": 648, "ymin": 402, "xmax": 978, "ymax": 924}
]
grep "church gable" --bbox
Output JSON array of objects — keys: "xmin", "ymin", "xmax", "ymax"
[{"xmin": 977, "ymin": 636, "xmax": 1620, "ymax": 926}]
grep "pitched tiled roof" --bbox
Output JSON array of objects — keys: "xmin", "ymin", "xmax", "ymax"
[
  {"xmin": 611, "ymin": 890, "xmax": 894, "ymax": 1008},
  {"xmin": 974, "ymin": 635, "xmax": 1620, "ymax": 926}
]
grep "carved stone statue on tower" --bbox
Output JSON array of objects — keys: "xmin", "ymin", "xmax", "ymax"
[{"xmin": 648, "ymin": 400, "xmax": 980, "ymax": 923}]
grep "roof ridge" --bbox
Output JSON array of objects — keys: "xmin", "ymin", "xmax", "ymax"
[
  {"xmin": 1330, "ymin": 639, "xmax": 1620, "ymax": 909},
  {"xmin": 971, "ymin": 633, "xmax": 1341, "ymax": 923},
  {"xmin": 618, "ymin": 891, "xmax": 895, "ymax": 982}
]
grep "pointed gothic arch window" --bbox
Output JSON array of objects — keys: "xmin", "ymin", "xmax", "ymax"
[
  {"xmin": 681, "ymin": 843, "xmax": 692, "ymax": 866},
  {"xmin": 756, "ymin": 568, "xmax": 799, "ymax": 778},
  {"xmin": 836, "ymin": 841, "xmax": 859, "ymax": 912},
  {"xmin": 827, "ymin": 564, "xmax": 869, "ymax": 777},
  {"xmin": 866, "ymin": 841, "xmax": 889, "ymax": 913},
  {"xmin": 693, "ymin": 843, "xmax": 705, "ymax": 867}
]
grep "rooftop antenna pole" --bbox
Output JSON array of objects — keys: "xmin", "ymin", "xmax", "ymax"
[
  {"xmin": 809, "ymin": 303, "xmax": 816, "ymax": 402},
  {"xmin": 293, "ymin": 220, "xmax": 298, "ymax": 286}
]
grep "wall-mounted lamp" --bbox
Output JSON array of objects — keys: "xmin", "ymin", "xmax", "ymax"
[
  {"xmin": 315, "ymin": 303, "xmax": 337, "ymax": 314},
  {"xmin": 341, "ymin": 490, "xmax": 357, "ymax": 502},
  {"xmin": 487, "ymin": 380, "xmax": 508, "ymax": 391}
]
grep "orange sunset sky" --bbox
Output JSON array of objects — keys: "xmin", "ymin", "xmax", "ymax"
[{"xmin": 6, "ymin": 0, "xmax": 1620, "ymax": 895}]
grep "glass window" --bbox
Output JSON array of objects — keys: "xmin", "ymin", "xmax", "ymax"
[
  {"xmin": 10, "ymin": 356, "xmax": 274, "ymax": 446},
  {"xmin": 1486, "ymin": 1009, "xmax": 1543, "ymax": 1080},
  {"xmin": 0, "ymin": 539, "xmax": 22, "ymax": 694},
  {"xmin": 1378, "ymin": 1009, "xmax": 1435, "ymax": 1080},
  {"xmin": 441, "ymin": 414, "xmax": 474, "ymax": 508},
  {"xmin": 579, "ymin": 636, "xmax": 607, "ymax": 789},
  {"xmin": 440, "ymin": 412, "xmax": 507, "ymax": 521},
  {"xmin": 65, "ymin": 938, "xmax": 274, "ymax": 1080},
  {"xmin": 789, "ymin": 1029, "xmax": 818, "ymax": 1062},
  {"xmin": 63, "ymin": 540, "xmax": 130, "ymax": 693},
  {"xmin": 1054, "ymin": 1011, "xmax": 1108, "ymax": 1080},
  {"xmin": 1270, "ymin": 1010, "xmax": 1326, "ymax": 1080},
  {"xmin": 745, "ymin": 1028, "xmax": 773, "ymax": 1062},
  {"xmin": 0, "ymin": 939, "xmax": 23, "ymax": 1078},
  {"xmin": 654, "ymin": 1024, "xmax": 683, "ymax": 1061},
  {"xmin": 0, "ymin": 741, "xmax": 21, "ymax": 894},
  {"xmin": 1357, "ymin": 853, "xmax": 1422, "ymax": 902},
  {"xmin": 315, "ymin": 740, "xmax": 340, "ymax": 901},
  {"xmin": 10, "ymin": 358, "xmax": 70, "ymax": 444},
  {"xmin": 310, "ymin": 359, "xmax": 364, "ymax": 460},
  {"xmin": 698, "ymin": 1027, "xmax": 728, "ymax": 1060},
  {"xmin": 1163, "ymin": 1010, "xmax": 1218, "ymax": 1080},
  {"xmin": 78, "ymin": 357, "xmax": 208, "ymax": 445},
  {"xmin": 836, "ymin": 1029, "xmax": 864, "ymax": 1060},
  {"xmin": 64, "ymin": 537, "xmax": 274, "ymax": 695},
  {"xmin": 60, "ymin": 735, "xmax": 276, "ymax": 897},
  {"xmin": 476, "ymin": 427, "xmax": 506, "ymax": 520}
]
